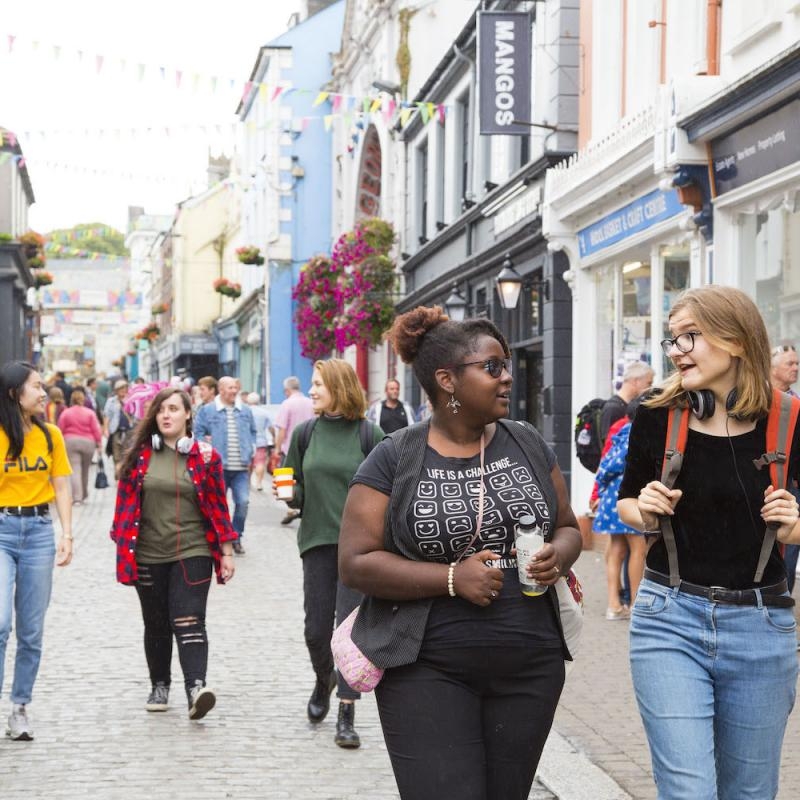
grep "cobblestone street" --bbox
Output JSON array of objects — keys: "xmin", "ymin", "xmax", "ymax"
[
  {"xmin": 0, "ymin": 474, "xmax": 555, "ymax": 800},
  {"xmin": 3, "ymin": 468, "xmax": 799, "ymax": 799}
]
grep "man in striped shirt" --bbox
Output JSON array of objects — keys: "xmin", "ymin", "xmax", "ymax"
[{"xmin": 194, "ymin": 376, "xmax": 257, "ymax": 555}]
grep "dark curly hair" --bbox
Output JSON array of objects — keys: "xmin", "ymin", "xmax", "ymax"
[{"xmin": 387, "ymin": 306, "xmax": 510, "ymax": 404}]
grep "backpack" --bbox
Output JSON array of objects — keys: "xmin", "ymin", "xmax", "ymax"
[
  {"xmin": 574, "ymin": 398, "xmax": 606, "ymax": 472},
  {"xmin": 659, "ymin": 388, "xmax": 800, "ymax": 586},
  {"xmin": 293, "ymin": 417, "xmax": 378, "ymax": 512}
]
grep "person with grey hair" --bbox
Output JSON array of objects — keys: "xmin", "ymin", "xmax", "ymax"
[
  {"xmin": 599, "ymin": 361, "xmax": 655, "ymax": 443},
  {"xmin": 274, "ymin": 376, "xmax": 314, "ymax": 525}
]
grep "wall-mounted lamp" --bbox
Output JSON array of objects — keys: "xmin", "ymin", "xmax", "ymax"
[
  {"xmin": 495, "ymin": 253, "xmax": 523, "ymax": 310},
  {"xmin": 444, "ymin": 284, "xmax": 468, "ymax": 322},
  {"xmin": 372, "ymin": 79, "xmax": 402, "ymax": 95}
]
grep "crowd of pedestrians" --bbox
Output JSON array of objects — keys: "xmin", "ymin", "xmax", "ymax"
[{"xmin": 3, "ymin": 284, "xmax": 800, "ymax": 800}]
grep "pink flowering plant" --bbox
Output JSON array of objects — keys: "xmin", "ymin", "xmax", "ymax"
[
  {"xmin": 236, "ymin": 245, "xmax": 265, "ymax": 266},
  {"xmin": 292, "ymin": 218, "xmax": 397, "ymax": 359}
]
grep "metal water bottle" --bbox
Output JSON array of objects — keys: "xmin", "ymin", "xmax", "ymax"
[{"xmin": 514, "ymin": 514, "xmax": 548, "ymax": 597}]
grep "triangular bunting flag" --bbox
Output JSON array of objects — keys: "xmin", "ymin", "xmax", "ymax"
[{"xmin": 313, "ymin": 91, "xmax": 329, "ymax": 107}]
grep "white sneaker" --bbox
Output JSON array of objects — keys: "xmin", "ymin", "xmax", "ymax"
[
  {"xmin": 605, "ymin": 606, "xmax": 630, "ymax": 621},
  {"xmin": 6, "ymin": 704, "xmax": 33, "ymax": 741}
]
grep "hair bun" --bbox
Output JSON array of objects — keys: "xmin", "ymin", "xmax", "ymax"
[{"xmin": 388, "ymin": 305, "xmax": 448, "ymax": 364}]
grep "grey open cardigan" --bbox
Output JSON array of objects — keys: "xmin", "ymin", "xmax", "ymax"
[{"xmin": 350, "ymin": 418, "xmax": 572, "ymax": 668}]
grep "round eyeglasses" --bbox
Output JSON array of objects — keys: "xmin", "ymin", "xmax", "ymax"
[
  {"xmin": 454, "ymin": 357, "xmax": 513, "ymax": 378},
  {"xmin": 660, "ymin": 331, "xmax": 702, "ymax": 357}
]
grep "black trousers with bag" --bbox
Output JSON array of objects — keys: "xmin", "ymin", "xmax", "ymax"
[
  {"xmin": 301, "ymin": 544, "xmax": 362, "ymax": 701},
  {"xmin": 375, "ymin": 643, "xmax": 565, "ymax": 800}
]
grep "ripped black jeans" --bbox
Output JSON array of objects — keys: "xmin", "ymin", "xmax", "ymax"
[{"xmin": 135, "ymin": 558, "xmax": 212, "ymax": 696}]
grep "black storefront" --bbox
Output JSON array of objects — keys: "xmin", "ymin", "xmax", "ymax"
[
  {"xmin": 0, "ymin": 243, "xmax": 34, "ymax": 366},
  {"xmin": 398, "ymin": 154, "xmax": 574, "ymax": 474}
]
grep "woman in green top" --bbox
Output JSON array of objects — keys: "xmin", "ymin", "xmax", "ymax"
[{"xmin": 280, "ymin": 359, "xmax": 383, "ymax": 749}]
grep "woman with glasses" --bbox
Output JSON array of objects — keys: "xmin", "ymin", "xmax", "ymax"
[
  {"xmin": 618, "ymin": 285, "xmax": 800, "ymax": 799},
  {"xmin": 338, "ymin": 307, "xmax": 582, "ymax": 800}
]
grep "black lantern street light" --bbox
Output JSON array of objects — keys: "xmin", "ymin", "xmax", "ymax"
[
  {"xmin": 495, "ymin": 253, "xmax": 523, "ymax": 310},
  {"xmin": 444, "ymin": 284, "xmax": 468, "ymax": 322}
]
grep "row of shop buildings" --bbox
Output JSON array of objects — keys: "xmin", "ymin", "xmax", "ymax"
[{"xmin": 320, "ymin": 0, "xmax": 800, "ymax": 502}]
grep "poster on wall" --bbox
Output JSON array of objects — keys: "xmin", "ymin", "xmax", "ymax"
[{"xmin": 478, "ymin": 11, "xmax": 531, "ymax": 136}]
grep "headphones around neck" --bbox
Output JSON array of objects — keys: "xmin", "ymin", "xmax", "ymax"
[
  {"xmin": 151, "ymin": 433, "xmax": 194, "ymax": 454},
  {"xmin": 687, "ymin": 388, "xmax": 738, "ymax": 420}
]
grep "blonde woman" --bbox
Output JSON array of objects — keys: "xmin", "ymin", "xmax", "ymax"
[
  {"xmin": 618, "ymin": 285, "xmax": 800, "ymax": 799},
  {"xmin": 279, "ymin": 359, "xmax": 383, "ymax": 749}
]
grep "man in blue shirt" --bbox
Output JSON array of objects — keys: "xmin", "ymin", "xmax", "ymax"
[{"xmin": 194, "ymin": 376, "xmax": 257, "ymax": 555}]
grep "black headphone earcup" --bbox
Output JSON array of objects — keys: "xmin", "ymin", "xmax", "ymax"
[
  {"xmin": 725, "ymin": 389, "xmax": 738, "ymax": 412},
  {"xmin": 688, "ymin": 390, "xmax": 715, "ymax": 420}
]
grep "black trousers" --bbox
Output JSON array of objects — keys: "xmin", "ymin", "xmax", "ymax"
[
  {"xmin": 375, "ymin": 644, "xmax": 565, "ymax": 800},
  {"xmin": 135, "ymin": 557, "xmax": 213, "ymax": 696},
  {"xmin": 301, "ymin": 544, "xmax": 362, "ymax": 701}
]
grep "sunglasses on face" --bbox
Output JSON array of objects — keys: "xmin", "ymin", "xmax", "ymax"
[
  {"xmin": 454, "ymin": 357, "xmax": 513, "ymax": 378},
  {"xmin": 660, "ymin": 331, "xmax": 702, "ymax": 357}
]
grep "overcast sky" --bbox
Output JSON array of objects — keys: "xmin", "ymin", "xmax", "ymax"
[{"xmin": 2, "ymin": 0, "xmax": 303, "ymax": 233}]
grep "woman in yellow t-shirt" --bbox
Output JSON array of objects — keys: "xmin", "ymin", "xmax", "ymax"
[{"xmin": 0, "ymin": 361, "xmax": 73, "ymax": 742}]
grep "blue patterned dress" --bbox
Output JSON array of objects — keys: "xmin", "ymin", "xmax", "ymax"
[{"xmin": 592, "ymin": 422, "xmax": 640, "ymax": 535}]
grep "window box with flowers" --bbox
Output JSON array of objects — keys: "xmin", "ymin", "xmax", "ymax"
[
  {"xmin": 34, "ymin": 271, "xmax": 54, "ymax": 288},
  {"xmin": 20, "ymin": 231, "xmax": 46, "ymax": 270},
  {"xmin": 135, "ymin": 322, "xmax": 161, "ymax": 343},
  {"xmin": 213, "ymin": 277, "xmax": 242, "ymax": 299},
  {"xmin": 236, "ymin": 245, "xmax": 265, "ymax": 266}
]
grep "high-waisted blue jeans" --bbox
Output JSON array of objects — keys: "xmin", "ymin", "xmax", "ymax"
[
  {"xmin": 0, "ymin": 512, "xmax": 56, "ymax": 705},
  {"xmin": 630, "ymin": 577, "xmax": 798, "ymax": 800}
]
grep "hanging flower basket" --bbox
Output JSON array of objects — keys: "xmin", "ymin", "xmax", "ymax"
[
  {"xmin": 236, "ymin": 245, "xmax": 265, "ymax": 266},
  {"xmin": 135, "ymin": 322, "xmax": 161, "ymax": 342},
  {"xmin": 27, "ymin": 256, "xmax": 45, "ymax": 269},
  {"xmin": 151, "ymin": 302, "xmax": 169, "ymax": 315},
  {"xmin": 34, "ymin": 271, "xmax": 54, "ymax": 288},
  {"xmin": 213, "ymin": 277, "xmax": 242, "ymax": 299}
]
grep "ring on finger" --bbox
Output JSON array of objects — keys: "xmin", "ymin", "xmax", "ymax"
[{"xmin": 490, "ymin": 590, "xmax": 497, "ymax": 599}]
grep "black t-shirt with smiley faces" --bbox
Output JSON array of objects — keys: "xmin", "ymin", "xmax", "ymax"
[{"xmin": 352, "ymin": 424, "xmax": 562, "ymax": 649}]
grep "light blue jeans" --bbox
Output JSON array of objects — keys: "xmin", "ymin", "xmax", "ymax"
[
  {"xmin": 223, "ymin": 469, "xmax": 250, "ymax": 539},
  {"xmin": 630, "ymin": 577, "xmax": 798, "ymax": 800},
  {"xmin": 0, "ymin": 512, "xmax": 56, "ymax": 705}
]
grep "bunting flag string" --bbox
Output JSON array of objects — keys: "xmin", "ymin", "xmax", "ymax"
[{"xmin": 1, "ymin": 29, "xmax": 450, "ymax": 130}]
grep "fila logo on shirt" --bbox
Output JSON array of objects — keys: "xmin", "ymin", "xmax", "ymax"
[{"xmin": 4, "ymin": 456, "xmax": 48, "ymax": 473}]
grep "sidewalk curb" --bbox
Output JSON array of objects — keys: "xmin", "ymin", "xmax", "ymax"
[{"xmin": 538, "ymin": 730, "xmax": 633, "ymax": 800}]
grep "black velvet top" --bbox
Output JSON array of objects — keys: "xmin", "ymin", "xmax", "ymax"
[{"xmin": 619, "ymin": 404, "xmax": 800, "ymax": 589}]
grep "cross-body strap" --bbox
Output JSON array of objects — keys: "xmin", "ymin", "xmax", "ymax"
[
  {"xmin": 753, "ymin": 389, "xmax": 800, "ymax": 582},
  {"xmin": 659, "ymin": 406, "xmax": 689, "ymax": 587}
]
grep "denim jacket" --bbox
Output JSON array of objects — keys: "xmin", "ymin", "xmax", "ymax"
[{"xmin": 193, "ymin": 398, "xmax": 257, "ymax": 468}]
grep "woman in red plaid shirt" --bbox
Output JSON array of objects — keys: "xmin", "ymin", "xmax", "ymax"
[{"xmin": 110, "ymin": 387, "xmax": 237, "ymax": 720}]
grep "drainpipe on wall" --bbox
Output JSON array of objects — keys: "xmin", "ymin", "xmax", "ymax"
[
  {"xmin": 706, "ymin": 0, "xmax": 720, "ymax": 75},
  {"xmin": 453, "ymin": 42, "xmax": 476, "ymax": 203}
]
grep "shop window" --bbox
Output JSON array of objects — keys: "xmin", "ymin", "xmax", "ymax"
[
  {"xmin": 621, "ymin": 261, "xmax": 652, "ymax": 364},
  {"xmin": 741, "ymin": 207, "xmax": 800, "ymax": 346},
  {"xmin": 661, "ymin": 249, "xmax": 691, "ymax": 376}
]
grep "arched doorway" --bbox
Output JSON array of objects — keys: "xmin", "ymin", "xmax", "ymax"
[{"xmin": 355, "ymin": 125, "xmax": 382, "ymax": 220}]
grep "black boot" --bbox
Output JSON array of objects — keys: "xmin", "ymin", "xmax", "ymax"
[
  {"xmin": 334, "ymin": 701, "xmax": 361, "ymax": 749},
  {"xmin": 307, "ymin": 672, "xmax": 336, "ymax": 723}
]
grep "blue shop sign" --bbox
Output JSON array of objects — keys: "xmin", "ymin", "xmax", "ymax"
[{"xmin": 577, "ymin": 189, "xmax": 684, "ymax": 258}]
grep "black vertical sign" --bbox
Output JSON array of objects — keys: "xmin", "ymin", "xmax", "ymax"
[{"xmin": 478, "ymin": 11, "xmax": 532, "ymax": 136}]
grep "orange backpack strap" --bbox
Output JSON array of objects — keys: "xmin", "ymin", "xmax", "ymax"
[
  {"xmin": 752, "ymin": 389, "xmax": 800, "ymax": 582},
  {"xmin": 659, "ymin": 407, "xmax": 689, "ymax": 587}
]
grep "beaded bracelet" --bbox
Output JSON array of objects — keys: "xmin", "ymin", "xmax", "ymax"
[{"xmin": 447, "ymin": 562, "xmax": 456, "ymax": 598}]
